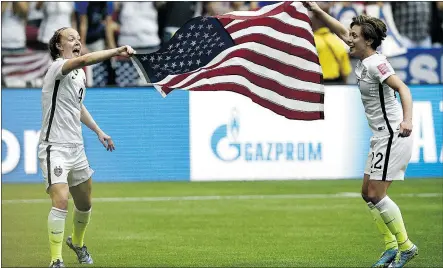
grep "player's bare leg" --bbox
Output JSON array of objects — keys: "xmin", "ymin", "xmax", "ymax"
[{"xmin": 66, "ymin": 178, "xmax": 93, "ymax": 264}]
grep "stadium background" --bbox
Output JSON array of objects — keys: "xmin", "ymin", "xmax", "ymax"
[{"xmin": 1, "ymin": 1, "xmax": 442, "ymax": 267}]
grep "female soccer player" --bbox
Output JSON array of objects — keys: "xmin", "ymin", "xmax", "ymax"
[
  {"xmin": 304, "ymin": 2, "xmax": 418, "ymax": 268},
  {"xmin": 38, "ymin": 27, "xmax": 135, "ymax": 268}
]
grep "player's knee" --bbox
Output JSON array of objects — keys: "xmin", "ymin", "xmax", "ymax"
[
  {"xmin": 52, "ymin": 197, "xmax": 69, "ymax": 211},
  {"xmin": 361, "ymin": 193, "xmax": 371, "ymax": 203},
  {"xmin": 73, "ymin": 198, "xmax": 92, "ymax": 211},
  {"xmin": 367, "ymin": 191, "xmax": 385, "ymax": 205}
]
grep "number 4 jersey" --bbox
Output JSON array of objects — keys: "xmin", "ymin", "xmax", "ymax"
[{"xmin": 39, "ymin": 58, "xmax": 87, "ymax": 145}]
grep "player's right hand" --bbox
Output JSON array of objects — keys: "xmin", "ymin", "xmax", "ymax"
[
  {"xmin": 302, "ymin": 2, "xmax": 320, "ymax": 12},
  {"xmin": 116, "ymin": 45, "xmax": 136, "ymax": 57}
]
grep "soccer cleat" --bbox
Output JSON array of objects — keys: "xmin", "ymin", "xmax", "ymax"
[
  {"xmin": 388, "ymin": 245, "xmax": 419, "ymax": 268},
  {"xmin": 66, "ymin": 236, "xmax": 93, "ymax": 264},
  {"xmin": 49, "ymin": 259, "xmax": 65, "ymax": 268},
  {"xmin": 372, "ymin": 248, "xmax": 398, "ymax": 268}
]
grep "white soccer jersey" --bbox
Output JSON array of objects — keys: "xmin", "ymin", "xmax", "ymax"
[
  {"xmin": 39, "ymin": 58, "xmax": 86, "ymax": 145},
  {"xmin": 355, "ymin": 53, "xmax": 403, "ymax": 137}
]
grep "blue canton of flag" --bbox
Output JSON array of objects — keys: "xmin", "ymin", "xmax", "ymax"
[{"xmin": 135, "ymin": 17, "xmax": 235, "ymax": 83}]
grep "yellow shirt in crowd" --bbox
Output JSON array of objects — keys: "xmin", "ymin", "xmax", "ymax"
[{"xmin": 314, "ymin": 27, "xmax": 352, "ymax": 82}]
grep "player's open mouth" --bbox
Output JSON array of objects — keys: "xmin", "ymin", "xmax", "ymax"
[{"xmin": 73, "ymin": 48, "xmax": 81, "ymax": 55}]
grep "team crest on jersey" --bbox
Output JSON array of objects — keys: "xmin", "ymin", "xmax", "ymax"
[
  {"xmin": 54, "ymin": 166, "xmax": 63, "ymax": 177},
  {"xmin": 361, "ymin": 68, "xmax": 367, "ymax": 79}
]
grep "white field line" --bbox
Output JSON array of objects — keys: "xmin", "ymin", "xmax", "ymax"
[{"xmin": 2, "ymin": 192, "xmax": 442, "ymax": 204}]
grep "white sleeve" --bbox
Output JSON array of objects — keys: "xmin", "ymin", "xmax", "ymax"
[
  {"xmin": 51, "ymin": 59, "xmax": 69, "ymax": 80},
  {"xmin": 368, "ymin": 57, "xmax": 395, "ymax": 84}
]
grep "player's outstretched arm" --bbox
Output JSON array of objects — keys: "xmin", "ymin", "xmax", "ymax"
[
  {"xmin": 80, "ymin": 104, "xmax": 115, "ymax": 151},
  {"xmin": 61, "ymin": 45, "xmax": 135, "ymax": 75},
  {"xmin": 384, "ymin": 75, "xmax": 413, "ymax": 137},
  {"xmin": 303, "ymin": 1, "xmax": 350, "ymax": 43}
]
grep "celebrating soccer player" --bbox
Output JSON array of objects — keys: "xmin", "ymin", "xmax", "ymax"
[
  {"xmin": 37, "ymin": 27, "xmax": 134, "ymax": 268},
  {"xmin": 304, "ymin": 2, "xmax": 418, "ymax": 268}
]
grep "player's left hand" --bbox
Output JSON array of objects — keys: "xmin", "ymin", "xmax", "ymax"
[
  {"xmin": 98, "ymin": 131, "xmax": 115, "ymax": 151},
  {"xmin": 398, "ymin": 120, "xmax": 412, "ymax": 137}
]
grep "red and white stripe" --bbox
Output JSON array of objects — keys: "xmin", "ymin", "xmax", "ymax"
[
  {"xmin": 157, "ymin": 1, "xmax": 323, "ymax": 120},
  {"xmin": 2, "ymin": 50, "xmax": 52, "ymax": 85}
]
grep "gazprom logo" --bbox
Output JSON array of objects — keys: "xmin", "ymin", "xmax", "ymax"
[
  {"xmin": 210, "ymin": 108, "xmax": 323, "ymax": 162},
  {"xmin": 211, "ymin": 109, "xmax": 241, "ymax": 162}
]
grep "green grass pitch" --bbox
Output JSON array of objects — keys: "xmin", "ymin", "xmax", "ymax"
[{"xmin": 2, "ymin": 179, "xmax": 442, "ymax": 267}]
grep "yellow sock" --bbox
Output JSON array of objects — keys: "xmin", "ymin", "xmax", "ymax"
[
  {"xmin": 375, "ymin": 196, "xmax": 414, "ymax": 251},
  {"xmin": 48, "ymin": 207, "xmax": 67, "ymax": 262},
  {"xmin": 72, "ymin": 206, "xmax": 91, "ymax": 247},
  {"xmin": 367, "ymin": 202, "xmax": 397, "ymax": 250}
]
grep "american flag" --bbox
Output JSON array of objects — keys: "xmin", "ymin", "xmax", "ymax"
[
  {"xmin": 1, "ymin": 49, "xmax": 52, "ymax": 87},
  {"xmin": 132, "ymin": 1, "xmax": 324, "ymax": 120}
]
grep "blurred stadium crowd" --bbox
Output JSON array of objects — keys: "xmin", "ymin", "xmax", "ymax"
[{"xmin": 2, "ymin": 1, "xmax": 443, "ymax": 87}]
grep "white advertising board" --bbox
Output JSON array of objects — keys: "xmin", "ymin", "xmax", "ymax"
[{"xmin": 190, "ymin": 86, "xmax": 369, "ymax": 181}]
